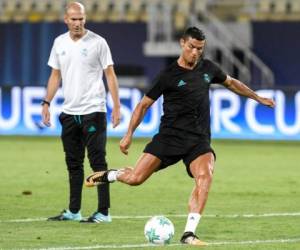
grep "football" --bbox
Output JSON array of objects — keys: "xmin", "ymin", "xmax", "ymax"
[{"xmin": 144, "ymin": 215, "xmax": 175, "ymax": 245}]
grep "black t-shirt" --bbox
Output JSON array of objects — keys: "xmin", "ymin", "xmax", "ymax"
[{"xmin": 146, "ymin": 58, "xmax": 227, "ymax": 144}]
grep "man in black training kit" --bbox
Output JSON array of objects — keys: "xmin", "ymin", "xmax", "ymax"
[{"xmin": 85, "ymin": 27, "xmax": 275, "ymax": 245}]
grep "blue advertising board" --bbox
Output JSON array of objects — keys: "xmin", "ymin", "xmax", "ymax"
[{"xmin": 0, "ymin": 86, "xmax": 299, "ymax": 140}]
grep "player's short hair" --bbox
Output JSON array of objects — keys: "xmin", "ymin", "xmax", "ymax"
[{"xmin": 182, "ymin": 27, "xmax": 205, "ymax": 41}]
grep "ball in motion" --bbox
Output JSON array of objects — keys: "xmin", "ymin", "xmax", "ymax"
[{"xmin": 144, "ymin": 215, "xmax": 175, "ymax": 245}]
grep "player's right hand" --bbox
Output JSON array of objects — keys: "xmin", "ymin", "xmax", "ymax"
[
  {"xmin": 258, "ymin": 97, "xmax": 276, "ymax": 108},
  {"xmin": 119, "ymin": 134, "xmax": 132, "ymax": 155},
  {"xmin": 42, "ymin": 106, "xmax": 51, "ymax": 127}
]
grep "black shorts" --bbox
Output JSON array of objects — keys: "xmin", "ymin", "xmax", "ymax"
[{"xmin": 143, "ymin": 133, "xmax": 216, "ymax": 178}]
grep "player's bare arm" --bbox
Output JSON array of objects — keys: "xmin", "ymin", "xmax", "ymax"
[
  {"xmin": 222, "ymin": 75, "xmax": 275, "ymax": 108},
  {"xmin": 120, "ymin": 96, "xmax": 155, "ymax": 155},
  {"xmin": 105, "ymin": 65, "xmax": 121, "ymax": 128},
  {"xmin": 42, "ymin": 69, "xmax": 61, "ymax": 126}
]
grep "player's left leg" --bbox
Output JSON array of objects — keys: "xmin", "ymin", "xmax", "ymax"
[
  {"xmin": 82, "ymin": 112, "xmax": 111, "ymax": 223},
  {"xmin": 181, "ymin": 152, "xmax": 215, "ymax": 246},
  {"xmin": 188, "ymin": 152, "xmax": 214, "ymax": 214}
]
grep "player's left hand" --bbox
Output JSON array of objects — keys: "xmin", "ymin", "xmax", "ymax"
[
  {"xmin": 258, "ymin": 97, "xmax": 276, "ymax": 108},
  {"xmin": 111, "ymin": 106, "xmax": 121, "ymax": 128},
  {"xmin": 119, "ymin": 134, "xmax": 132, "ymax": 155}
]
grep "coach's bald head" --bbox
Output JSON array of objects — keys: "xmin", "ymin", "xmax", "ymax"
[
  {"xmin": 65, "ymin": 2, "xmax": 85, "ymax": 15},
  {"xmin": 64, "ymin": 2, "xmax": 86, "ymax": 40}
]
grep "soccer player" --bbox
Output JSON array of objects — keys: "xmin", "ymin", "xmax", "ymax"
[
  {"xmin": 41, "ymin": 2, "xmax": 121, "ymax": 223},
  {"xmin": 85, "ymin": 27, "xmax": 275, "ymax": 244}
]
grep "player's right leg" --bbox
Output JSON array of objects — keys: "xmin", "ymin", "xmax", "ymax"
[
  {"xmin": 85, "ymin": 153, "xmax": 161, "ymax": 187},
  {"xmin": 82, "ymin": 112, "xmax": 111, "ymax": 223}
]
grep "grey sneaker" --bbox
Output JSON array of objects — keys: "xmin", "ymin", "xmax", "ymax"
[
  {"xmin": 80, "ymin": 212, "xmax": 112, "ymax": 223},
  {"xmin": 47, "ymin": 209, "xmax": 82, "ymax": 221}
]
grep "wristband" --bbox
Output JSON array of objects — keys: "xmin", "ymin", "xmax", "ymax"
[{"xmin": 41, "ymin": 100, "xmax": 50, "ymax": 106}]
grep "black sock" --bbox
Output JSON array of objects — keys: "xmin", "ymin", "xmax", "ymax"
[
  {"xmin": 98, "ymin": 208, "xmax": 108, "ymax": 216},
  {"xmin": 69, "ymin": 208, "xmax": 79, "ymax": 214}
]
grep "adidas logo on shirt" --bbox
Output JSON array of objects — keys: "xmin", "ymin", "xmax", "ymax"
[
  {"xmin": 178, "ymin": 79, "xmax": 187, "ymax": 87},
  {"xmin": 203, "ymin": 73, "xmax": 211, "ymax": 83}
]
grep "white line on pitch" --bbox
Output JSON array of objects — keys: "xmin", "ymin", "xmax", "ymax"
[
  {"xmin": 16, "ymin": 238, "xmax": 300, "ymax": 250},
  {"xmin": 1, "ymin": 212, "xmax": 300, "ymax": 223}
]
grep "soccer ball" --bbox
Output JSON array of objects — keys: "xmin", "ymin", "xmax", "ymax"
[{"xmin": 144, "ymin": 216, "xmax": 175, "ymax": 245}]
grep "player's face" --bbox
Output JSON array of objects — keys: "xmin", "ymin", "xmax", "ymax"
[
  {"xmin": 64, "ymin": 8, "xmax": 86, "ymax": 39},
  {"xmin": 180, "ymin": 37, "xmax": 205, "ymax": 65}
]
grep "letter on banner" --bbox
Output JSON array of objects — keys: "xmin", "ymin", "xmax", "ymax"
[
  {"xmin": 245, "ymin": 90, "xmax": 275, "ymax": 134},
  {"xmin": 23, "ymin": 87, "xmax": 45, "ymax": 130},
  {"xmin": 0, "ymin": 87, "xmax": 21, "ymax": 130},
  {"xmin": 107, "ymin": 88, "xmax": 131, "ymax": 132},
  {"xmin": 132, "ymin": 88, "xmax": 160, "ymax": 133},
  {"xmin": 276, "ymin": 90, "xmax": 300, "ymax": 135},
  {"xmin": 49, "ymin": 88, "xmax": 63, "ymax": 130},
  {"xmin": 211, "ymin": 89, "xmax": 241, "ymax": 133}
]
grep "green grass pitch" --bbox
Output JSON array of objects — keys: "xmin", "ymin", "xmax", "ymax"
[{"xmin": 0, "ymin": 136, "xmax": 300, "ymax": 249}]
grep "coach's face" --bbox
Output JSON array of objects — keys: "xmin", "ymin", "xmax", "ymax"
[
  {"xmin": 180, "ymin": 37, "xmax": 205, "ymax": 65},
  {"xmin": 64, "ymin": 7, "xmax": 86, "ymax": 40}
]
